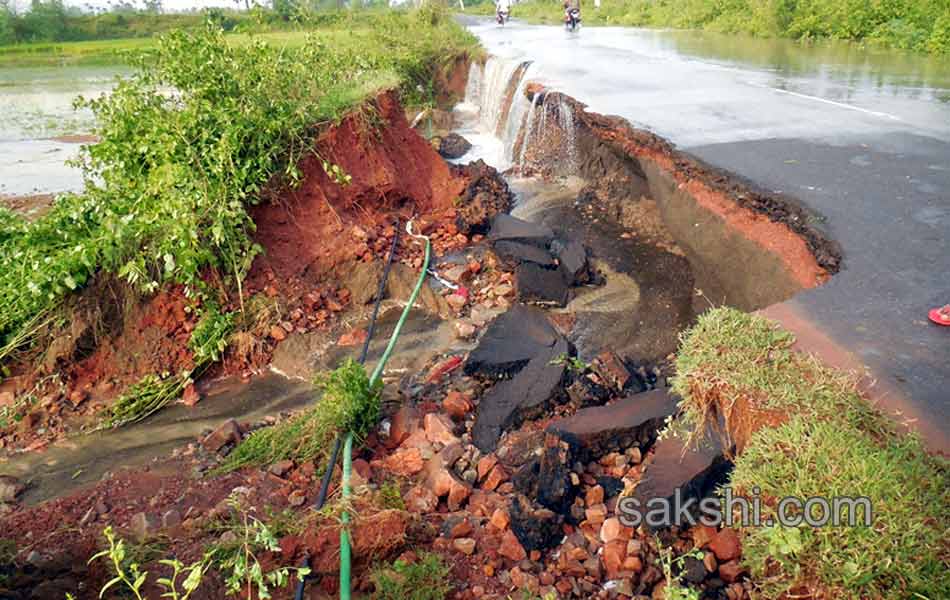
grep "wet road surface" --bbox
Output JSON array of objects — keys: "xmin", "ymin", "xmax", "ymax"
[{"xmin": 466, "ymin": 18, "xmax": 950, "ymax": 450}]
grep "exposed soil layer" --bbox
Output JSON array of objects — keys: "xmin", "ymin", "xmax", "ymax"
[
  {"xmin": 518, "ymin": 89, "xmax": 841, "ymax": 311},
  {"xmin": 0, "ymin": 193, "xmax": 55, "ymax": 222},
  {"xmin": 1, "ymin": 89, "xmax": 512, "ymax": 454}
]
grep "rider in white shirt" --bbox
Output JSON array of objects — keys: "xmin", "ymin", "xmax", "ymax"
[{"xmin": 496, "ymin": 0, "xmax": 511, "ymax": 15}]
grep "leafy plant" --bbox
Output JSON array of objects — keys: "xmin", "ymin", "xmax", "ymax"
[
  {"xmin": 208, "ymin": 495, "xmax": 310, "ymax": 599},
  {"xmin": 371, "ymin": 552, "xmax": 451, "ymax": 600},
  {"xmin": 657, "ymin": 545, "xmax": 703, "ymax": 600},
  {"xmin": 90, "ymin": 526, "xmax": 208, "ymax": 600},
  {"xmin": 550, "ymin": 352, "xmax": 587, "ymax": 373}
]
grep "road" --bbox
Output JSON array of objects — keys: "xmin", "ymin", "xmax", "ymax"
[{"xmin": 465, "ymin": 18, "xmax": 950, "ymax": 451}]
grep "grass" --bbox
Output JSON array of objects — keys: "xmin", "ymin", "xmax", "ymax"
[
  {"xmin": 217, "ymin": 359, "xmax": 382, "ymax": 472},
  {"xmin": 371, "ymin": 552, "xmax": 452, "ymax": 600},
  {"xmin": 466, "ymin": 0, "xmax": 950, "ymax": 55},
  {"xmin": 672, "ymin": 308, "xmax": 950, "ymax": 598}
]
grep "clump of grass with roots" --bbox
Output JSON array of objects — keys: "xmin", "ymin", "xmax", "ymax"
[{"xmin": 672, "ymin": 307, "xmax": 950, "ymax": 599}]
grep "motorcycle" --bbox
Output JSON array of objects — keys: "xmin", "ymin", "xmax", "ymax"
[
  {"xmin": 564, "ymin": 8, "xmax": 581, "ymax": 32},
  {"xmin": 496, "ymin": 9, "xmax": 509, "ymax": 25}
]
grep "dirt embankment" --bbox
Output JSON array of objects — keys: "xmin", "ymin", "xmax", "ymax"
[
  {"xmin": 0, "ymin": 83, "xmax": 512, "ymax": 455},
  {"xmin": 517, "ymin": 89, "xmax": 842, "ymax": 311}
]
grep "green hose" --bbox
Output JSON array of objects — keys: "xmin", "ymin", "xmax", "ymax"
[{"xmin": 340, "ymin": 228, "xmax": 431, "ymax": 600}]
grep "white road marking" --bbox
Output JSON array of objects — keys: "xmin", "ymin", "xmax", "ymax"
[{"xmin": 748, "ymin": 82, "xmax": 902, "ymax": 121}]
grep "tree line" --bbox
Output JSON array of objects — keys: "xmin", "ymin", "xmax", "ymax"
[{"xmin": 0, "ymin": 0, "xmax": 389, "ymax": 45}]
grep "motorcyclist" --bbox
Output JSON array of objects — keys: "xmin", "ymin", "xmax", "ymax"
[
  {"xmin": 496, "ymin": 0, "xmax": 511, "ymax": 22},
  {"xmin": 564, "ymin": 0, "xmax": 581, "ymax": 28}
]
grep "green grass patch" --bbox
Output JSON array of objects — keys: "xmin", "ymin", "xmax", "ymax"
[
  {"xmin": 465, "ymin": 0, "xmax": 950, "ymax": 55},
  {"xmin": 371, "ymin": 552, "xmax": 451, "ymax": 600},
  {"xmin": 217, "ymin": 359, "xmax": 382, "ymax": 472},
  {"xmin": 673, "ymin": 308, "xmax": 950, "ymax": 598},
  {"xmin": 0, "ymin": 8, "xmax": 477, "ymax": 377}
]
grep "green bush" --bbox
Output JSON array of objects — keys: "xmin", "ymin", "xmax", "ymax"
[{"xmin": 0, "ymin": 11, "xmax": 477, "ymax": 364}]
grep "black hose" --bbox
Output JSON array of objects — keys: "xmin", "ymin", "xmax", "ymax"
[{"xmin": 294, "ymin": 219, "xmax": 401, "ymax": 598}]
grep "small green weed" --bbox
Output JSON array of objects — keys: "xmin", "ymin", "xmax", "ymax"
[
  {"xmin": 208, "ymin": 496, "xmax": 310, "ymax": 599},
  {"xmin": 371, "ymin": 552, "xmax": 451, "ymax": 600},
  {"xmin": 89, "ymin": 526, "xmax": 207, "ymax": 600},
  {"xmin": 550, "ymin": 352, "xmax": 587, "ymax": 374},
  {"xmin": 657, "ymin": 545, "xmax": 703, "ymax": 600}
]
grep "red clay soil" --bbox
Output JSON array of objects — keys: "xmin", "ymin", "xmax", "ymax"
[{"xmin": 245, "ymin": 90, "xmax": 469, "ymax": 300}]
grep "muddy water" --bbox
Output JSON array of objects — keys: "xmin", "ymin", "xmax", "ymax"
[
  {"xmin": 1, "ymin": 303, "xmax": 476, "ymax": 505},
  {"xmin": 0, "ymin": 64, "xmax": 125, "ymax": 197},
  {"xmin": 509, "ymin": 177, "xmax": 694, "ymax": 363}
]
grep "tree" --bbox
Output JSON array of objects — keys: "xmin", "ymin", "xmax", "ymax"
[
  {"xmin": 22, "ymin": 0, "xmax": 68, "ymax": 42},
  {"xmin": 0, "ymin": 0, "xmax": 15, "ymax": 45}
]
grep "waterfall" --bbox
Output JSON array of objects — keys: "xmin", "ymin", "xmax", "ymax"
[
  {"xmin": 457, "ymin": 55, "xmax": 577, "ymax": 175},
  {"xmin": 517, "ymin": 92, "xmax": 542, "ymax": 171}
]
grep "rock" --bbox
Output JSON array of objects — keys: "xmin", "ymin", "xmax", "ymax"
[
  {"xmin": 548, "ymin": 389, "xmax": 679, "ymax": 460},
  {"xmin": 404, "ymin": 486, "xmax": 438, "ymax": 513},
  {"xmin": 438, "ymin": 133, "xmax": 472, "ymax": 159},
  {"xmin": 490, "ymin": 507, "xmax": 510, "ymax": 530},
  {"xmin": 387, "ymin": 405, "xmax": 422, "ymax": 449},
  {"xmin": 464, "ymin": 304, "xmax": 559, "ymax": 378},
  {"xmin": 454, "ymin": 160, "xmax": 514, "ymax": 236},
  {"xmin": 551, "ymin": 238, "xmax": 588, "ymax": 285},
  {"xmin": 424, "ymin": 413, "xmax": 459, "ymax": 446},
  {"xmin": 427, "ymin": 448, "xmax": 472, "ymax": 510},
  {"xmin": 599, "ymin": 518, "xmax": 630, "ymax": 544},
  {"xmin": 586, "ymin": 485, "xmax": 604, "ymax": 506},
  {"xmin": 499, "ymin": 529, "xmax": 528, "ymax": 561},
  {"xmin": 288, "ymin": 490, "xmax": 307, "ymax": 507},
  {"xmin": 0, "ymin": 475, "xmax": 23, "ymax": 503},
  {"xmin": 515, "ymin": 262, "xmax": 570, "ymax": 307},
  {"xmin": 202, "ymin": 419, "xmax": 242, "ymax": 453},
  {"xmin": 704, "ymin": 551, "xmax": 718, "ymax": 574},
  {"xmin": 718, "ymin": 560, "xmax": 745, "ymax": 583},
  {"xmin": 597, "ymin": 476, "xmax": 625, "ymax": 499},
  {"xmin": 471, "ymin": 336, "xmax": 569, "ymax": 452},
  {"xmin": 453, "ymin": 537, "xmax": 477, "ymax": 555},
  {"xmin": 488, "ymin": 214, "xmax": 554, "ymax": 249},
  {"xmin": 682, "ymin": 555, "xmax": 707, "ymax": 584},
  {"xmin": 269, "ymin": 324, "xmax": 287, "ymax": 341},
  {"xmin": 482, "ymin": 464, "xmax": 509, "ymax": 491},
  {"xmin": 509, "ymin": 495, "xmax": 564, "ymax": 552},
  {"xmin": 591, "ymin": 351, "xmax": 630, "ymax": 391},
  {"xmin": 453, "ymin": 320, "xmax": 476, "ymax": 339},
  {"xmin": 442, "ymin": 516, "xmax": 474, "ymax": 539},
  {"xmin": 602, "ymin": 539, "xmax": 628, "ymax": 579},
  {"xmin": 631, "ymin": 423, "xmax": 733, "ymax": 530},
  {"xmin": 536, "ymin": 434, "xmax": 579, "ymax": 514},
  {"xmin": 380, "ymin": 446, "xmax": 425, "ymax": 477},
  {"xmin": 0, "ymin": 391, "xmax": 13, "ymax": 408},
  {"xmin": 181, "ymin": 383, "xmax": 200, "ymax": 407},
  {"xmin": 269, "ymin": 459, "xmax": 295, "ymax": 478},
  {"xmin": 477, "ymin": 454, "xmax": 498, "ymax": 480},
  {"xmin": 443, "ymin": 391, "xmax": 471, "ymax": 420},
  {"xmin": 493, "ymin": 240, "xmax": 557, "ymax": 269},
  {"xmin": 446, "ymin": 293, "xmax": 467, "ymax": 312},
  {"xmin": 709, "ymin": 528, "xmax": 742, "ymax": 562},
  {"xmin": 130, "ymin": 512, "xmax": 158, "ymax": 541},
  {"xmin": 162, "ymin": 509, "xmax": 182, "ymax": 529}
]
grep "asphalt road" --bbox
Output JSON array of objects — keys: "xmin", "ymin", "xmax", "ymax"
[{"xmin": 465, "ymin": 18, "xmax": 950, "ymax": 449}]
